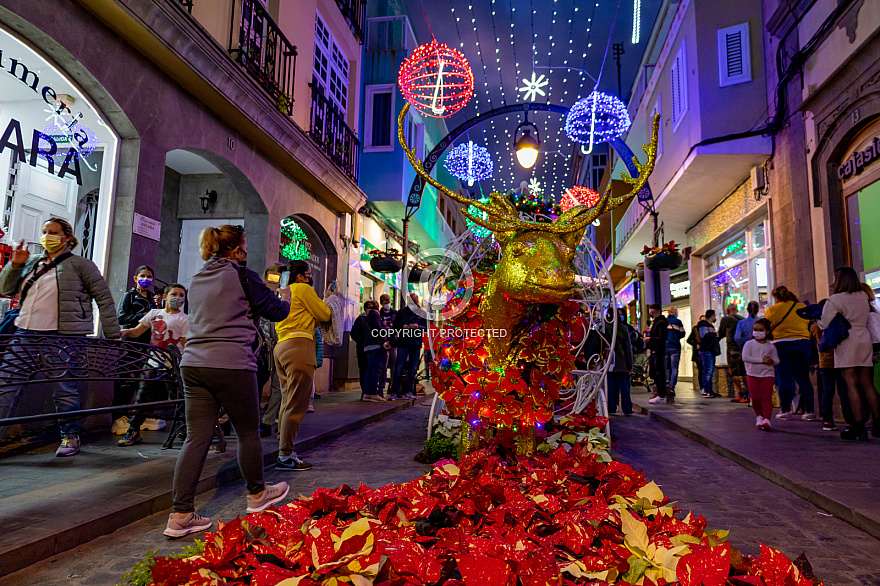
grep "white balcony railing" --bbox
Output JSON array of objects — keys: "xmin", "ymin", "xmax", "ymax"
[{"xmin": 614, "ymin": 202, "xmax": 649, "ymax": 255}]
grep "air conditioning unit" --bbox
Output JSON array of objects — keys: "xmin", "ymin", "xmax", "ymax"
[
  {"xmin": 750, "ymin": 166, "xmax": 766, "ymax": 193},
  {"xmin": 366, "ymin": 16, "xmax": 415, "ymax": 53}
]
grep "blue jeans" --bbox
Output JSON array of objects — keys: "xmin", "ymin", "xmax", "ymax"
[
  {"xmin": 391, "ymin": 346, "xmax": 420, "ymax": 396},
  {"xmin": 0, "ymin": 328, "xmax": 81, "ymax": 439},
  {"xmin": 665, "ymin": 347, "xmax": 681, "ymax": 388},
  {"xmin": 363, "ymin": 348, "xmax": 384, "ymax": 396},
  {"xmin": 774, "ymin": 339, "xmax": 815, "ymax": 413},
  {"xmin": 607, "ymin": 372, "xmax": 632, "ymax": 414},
  {"xmin": 699, "ymin": 351, "xmax": 716, "ymax": 393}
]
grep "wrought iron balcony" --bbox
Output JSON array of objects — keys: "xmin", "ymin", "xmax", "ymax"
[
  {"xmin": 177, "ymin": 0, "xmax": 193, "ymax": 13},
  {"xmin": 229, "ymin": 0, "xmax": 297, "ymax": 116},
  {"xmin": 336, "ymin": 0, "xmax": 367, "ymax": 44},
  {"xmin": 309, "ymin": 82, "xmax": 360, "ymax": 183}
]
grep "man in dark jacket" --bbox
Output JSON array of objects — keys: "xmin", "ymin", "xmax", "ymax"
[
  {"xmin": 390, "ymin": 292, "xmax": 426, "ymax": 399},
  {"xmin": 360, "ymin": 300, "xmax": 390, "ymax": 401},
  {"xmin": 665, "ymin": 306, "xmax": 685, "ymax": 391},
  {"xmin": 350, "ymin": 302, "xmax": 371, "ymax": 398},
  {"xmin": 717, "ymin": 303, "xmax": 747, "ymax": 402},
  {"xmin": 608, "ymin": 309, "xmax": 635, "ymax": 415},
  {"xmin": 645, "ymin": 304, "xmax": 669, "ymax": 403},
  {"xmin": 696, "ymin": 310, "xmax": 721, "ymax": 397},
  {"xmin": 377, "ymin": 293, "xmax": 397, "ymax": 395}
]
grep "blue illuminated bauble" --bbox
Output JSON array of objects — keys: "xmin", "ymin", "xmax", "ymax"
[
  {"xmin": 443, "ymin": 141, "xmax": 493, "ymax": 186},
  {"xmin": 565, "ymin": 91, "xmax": 631, "ymax": 145}
]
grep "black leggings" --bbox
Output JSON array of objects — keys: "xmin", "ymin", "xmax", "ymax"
[{"xmin": 172, "ymin": 367, "xmax": 265, "ymax": 513}]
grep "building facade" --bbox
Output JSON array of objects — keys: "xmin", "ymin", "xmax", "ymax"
[{"xmin": 0, "ymin": 0, "xmax": 368, "ymax": 394}]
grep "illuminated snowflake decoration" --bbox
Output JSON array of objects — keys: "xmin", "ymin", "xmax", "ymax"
[
  {"xmin": 565, "ymin": 91, "xmax": 631, "ymax": 145},
  {"xmin": 527, "ymin": 178, "xmax": 543, "ymax": 197},
  {"xmin": 444, "ymin": 141, "xmax": 493, "ymax": 187},
  {"xmin": 280, "ymin": 217, "xmax": 309, "ymax": 261},
  {"xmin": 40, "ymin": 120, "xmax": 99, "ymax": 165},
  {"xmin": 518, "ymin": 72, "xmax": 549, "ymax": 102}
]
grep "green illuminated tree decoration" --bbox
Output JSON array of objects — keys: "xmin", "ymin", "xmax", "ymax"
[{"xmin": 281, "ymin": 217, "xmax": 309, "ymax": 260}]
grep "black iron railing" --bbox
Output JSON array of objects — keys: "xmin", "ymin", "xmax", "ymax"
[
  {"xmin": 309, "ymin": 81, "xmax": 360, "ymax": 182},
  {"xmin": 229, "ymin": 0, "xmax": 298, "ymax": 116},
  {"xmin": 178, "ymin": 0, "xmax": 193, "ymax": 13},
  {"xmin": 336, "ymin": 0, "xmax": 367, "ymax": 44}
]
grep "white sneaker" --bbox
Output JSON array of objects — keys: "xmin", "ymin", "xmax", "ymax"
[
  {"xmin": 756, "ymin": 416, "xmax": 764, "ymax": 427},
  {"xmin": 648, "ymin": 396, "xmax": 666, "ymax": 404},
  {"xmin": 760, "ymin": 418, "xmax": 772, "ymax": 431},
  {"xmin": 802, "ymin": 412, "xmax": 818, "ymax": 421},
  {"xmin": 402, "ymin": 392, "xmax": 417, "ymax": 400},
  {"xmin": 111, "ymin": 416, "xmax": 130, "ymax": 435},
  {"xmin": 163, "ymin": 512, "xmax": 212, "ymax": 538},
  {"xmin": 140, "ymin": 418, "xmax": 166, "ymax": 431},
  {"xmin": 246, "ymin": 482, "xmax": 290, "ymax": 513},
  {"xmin": 775, "ymin": 411, "xmax": 792, "ymax": 420}
]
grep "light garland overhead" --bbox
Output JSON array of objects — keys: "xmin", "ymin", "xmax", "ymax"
[
  {"xmin": 632, "ymin": 0, "xmax": 642, "ymax": 44},
  {"xmin": 560, "ymin": 186, "xmax": 601, "ymax": 212},
  {"xmin": 565, "ymin": 91, "xmax": 631, "ymax": 146},
  {"xmin": 444, "ymin": 141, "xmax": 494, "ymax": 187},
  {"xmin": 398, "ymin": 40, "xmax": 474, "ymax": 119}
]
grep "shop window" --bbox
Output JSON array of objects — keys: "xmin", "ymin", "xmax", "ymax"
[
  {"xmin": 704, "ymin": 219, "xmax": 772, "ymax": 315},
  {"xmin": 670, "ymin": 41, "xmax": 688, "ymax": 130},
  {"xmin": 847, "ymin": 182, "xmax": 880, "ymax": 274},
  {"xmin": 590, "ymin": 153, "xmax": 607, "ymax": 191},
  {"xmin": 364, "ymin": 84, "xmax": 394, "ymax": 151},
  {"xmin": 314, "ymin": 13, "xmax": 349, "ymax": 114},
  {"xmin": 717, "ymin": 23, "xmax": 751, "ymax": 87}
]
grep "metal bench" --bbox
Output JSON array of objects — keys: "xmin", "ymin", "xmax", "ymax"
[{"xmin": 0, "ymin": 334, "xmax": 225, "ymax": 452}]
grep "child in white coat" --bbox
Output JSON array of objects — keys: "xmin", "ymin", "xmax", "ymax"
[{"xmin": 742, "ymin": 318, "xmax": 780, "ymax": 431}]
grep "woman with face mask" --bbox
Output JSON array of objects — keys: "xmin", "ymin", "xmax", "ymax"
[
  {"xmin": 0, "ymin": 217, "xmax": 120, "ymax": 457},
  {"xmin": 111, "ymin": 265, "xmax": 158, "ymax": 435}
]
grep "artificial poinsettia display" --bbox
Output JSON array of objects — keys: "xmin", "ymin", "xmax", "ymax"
[
  {"xmin": 430, "ymin": 270, "xmax": 578, "ymax": 427},
  {"xmin": 141, "ymin": 415, "xmax": 822, "ymax": 586}
]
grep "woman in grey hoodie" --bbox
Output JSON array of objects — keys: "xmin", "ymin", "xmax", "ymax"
[{"xmin": 164, "ymin": 225, "xmax": 291, "ymax": 538}]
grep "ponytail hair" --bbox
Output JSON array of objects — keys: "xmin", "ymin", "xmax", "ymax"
[
  {"xmin": 45, "ymin": 217, "xmax": 78, "ymax": 250},
  {"xmin": 199, "ymin": 224, "xmax": 244, "ymax": 261}
]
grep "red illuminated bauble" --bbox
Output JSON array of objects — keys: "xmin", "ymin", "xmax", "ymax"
[
  {"xmin": 398, "ymin": 40, "xmax": 474, "ymax": 118},
  {"xmin": 560, "ymin": 186, "xmax": 601, "ymax": 212}
]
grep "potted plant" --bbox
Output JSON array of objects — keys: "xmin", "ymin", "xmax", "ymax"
[
  {"xmin": 641, "ymin": 240, "xmax": 683, "ymax": 271},
  {"xmin": 368, "ymin": 248, "xmax": 403, "ymax": 273},
  {"xmin": 407, "ymin": 260, "xmax": 430, "ymax": 283}
]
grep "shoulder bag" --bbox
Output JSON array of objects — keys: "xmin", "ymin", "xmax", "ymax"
[
  {"xmin": 769, "ymin": 301, "xmax": 797, "ymax": 334},
  {"xmin": 0, "ymin": 252, "xmax": 73, "ymax": 335}
]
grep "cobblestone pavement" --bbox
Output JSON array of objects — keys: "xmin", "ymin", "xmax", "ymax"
[{"xmin": 5, "ymin": 405, "xmax": 879, "ymax": 585}]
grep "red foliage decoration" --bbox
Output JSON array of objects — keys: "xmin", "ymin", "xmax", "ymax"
[
  {"xmin": 146, "ymin": 419, "xmax": 823, "ymax": 585},
  {"xmin": 398, "ymin": 40, "xmax": 474, "ymax": 118},
  {"xmin": 560, "ymin": 187, "xmax": 601, "ymax": 213},
  {"xmin": 430, "ymin": 270, "xmax": 578, "ymax": 427}
]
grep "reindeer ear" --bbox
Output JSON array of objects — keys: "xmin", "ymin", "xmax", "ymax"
[{"xmin": 555, "ymin": 206, "xmax": 590, "ymax": 250}]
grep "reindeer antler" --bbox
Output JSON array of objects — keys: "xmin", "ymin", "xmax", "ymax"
[{"xmin": 397, "ymin": 104, "xmax": 660, "ymax": 234}]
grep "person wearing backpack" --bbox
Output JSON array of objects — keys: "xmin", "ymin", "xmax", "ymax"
[
  {"xmin": 765, "ymin": 285, "xmax": 816, "ymax": 421},
  {"xmin": 166, "ymin": 225, "xmax": 290, "ymax": 538},
  {"xmin": 0, "ymin": 217, "xmax": 120, "ymax": 456},
  {"xmin": 695, "ymin": 310, "xmax": 721, "ymax": 397}
]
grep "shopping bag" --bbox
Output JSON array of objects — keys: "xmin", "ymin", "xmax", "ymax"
[{"xmin": 771, "ymin": 385, "xmax": 780, "ymax": 409}]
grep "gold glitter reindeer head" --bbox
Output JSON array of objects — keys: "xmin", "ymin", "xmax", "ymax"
[{"xmin": 399, "ymin": 103, "xmax": 659, "ymax": 366}]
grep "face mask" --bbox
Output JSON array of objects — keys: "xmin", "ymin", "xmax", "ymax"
[
  {"xmin": 753, "ymin": 331, "xmax": 766, "ymax": 340},
  {"xmin": 40, "ymin": 234, "xmax": 65, "ymax": 253},
  {"xmin": 137, "ymin": 277, "xmax": 153, "ymax": 288},
  {"xmin": 307, "ymin": 276, "xmax": 314, "ymax": 286},
  {"xmin": 167, "ymin": 297, "xmax": 183, "ymax": 310},
  {"xmin": 382, "ymin": 303, "xmax": 390, "ymax": 311}
]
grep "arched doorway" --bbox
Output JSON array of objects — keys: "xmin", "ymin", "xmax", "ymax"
[
  {"xmin": 160, "ymin": 148, "xmax": 269, "ymax": 290},
  {"xmin": 279, "ymin": 213, "xmax": 338, "ymax": 290}
]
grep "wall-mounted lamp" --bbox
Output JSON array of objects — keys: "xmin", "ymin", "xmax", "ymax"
[{"xmin": 200, "ymin": 189, "xmax": 218, "ymax": 214}]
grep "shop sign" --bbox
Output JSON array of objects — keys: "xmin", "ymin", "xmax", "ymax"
[
  {"xmin": 0, "ymin": 118, "xmax": 83, "ymax": 185},
  {"xmin": 864, "ymin": 268, "xmax": 880, "ymax": 291},
  {"xmin": 838, "ymin": 136, "xmax": 880, "ymax": 181},
  {"xmin": 616, "ymin": 280, "xmax": 636, "ymax": 306},
  {"xmin": 670, "ymin": 280, "xmax": 690, "ymax": 299},
  {"xmin": 132, "ymin": 213, "xmax": 161, "ymax": 241}
]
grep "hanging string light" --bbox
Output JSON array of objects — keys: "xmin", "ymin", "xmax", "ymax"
[
  {"xmin": 632, "ymin": 0, "xmax": 642, "ymax": 44},
  {"xmin": 398, "ymin": 40, "xmax": 474, "ymax": 118},
  {"xmin": 444, "ymin": 141, "xmax": 494, "ymax": 186},
  {"xmin": 565, "ymin": 91, "xmax": 631, "ymax": 145}
]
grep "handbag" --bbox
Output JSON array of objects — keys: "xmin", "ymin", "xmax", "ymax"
[
  {"xmin": 0, "ymin": 252, "xmax": 73, "ymax": 336},
  {"xmin": 819, "ymin": 313, "xmax": 851, "ymax": 352},
  {"xmin": 867, "ymin": 305, "xmax": 880, "ymax": 345}
]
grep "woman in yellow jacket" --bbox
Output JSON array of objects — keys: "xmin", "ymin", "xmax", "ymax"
[
  {"xmin": 274, "ymin": 260, "xmax": 334, "ymax": 471},
  {"xmin": 765, "ymin": 285, "xmax": 816, "ymax": 420}
]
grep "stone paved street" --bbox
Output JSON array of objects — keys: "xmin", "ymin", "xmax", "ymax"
[{"xmin": 4, "ymin": 403, "xmax": 880, "ymax": 585}]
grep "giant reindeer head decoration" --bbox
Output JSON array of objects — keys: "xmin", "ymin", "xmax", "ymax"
[{"xmin": 400, "ymin": 103, "xmax": 659, "ymax": 366}]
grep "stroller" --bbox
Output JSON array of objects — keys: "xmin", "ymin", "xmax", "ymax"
[{"xmin": 631, "ymin": 352, "xmax": 649, "ymax": 388}]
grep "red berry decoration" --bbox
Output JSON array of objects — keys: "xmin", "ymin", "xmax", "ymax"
[
  {"xmin": 398, "ymin": 40, "xmax": 474, "ymax": 118},
  {"xmin": 560, "ymin": 186, "xmax": 601, "ymax": 212}
]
